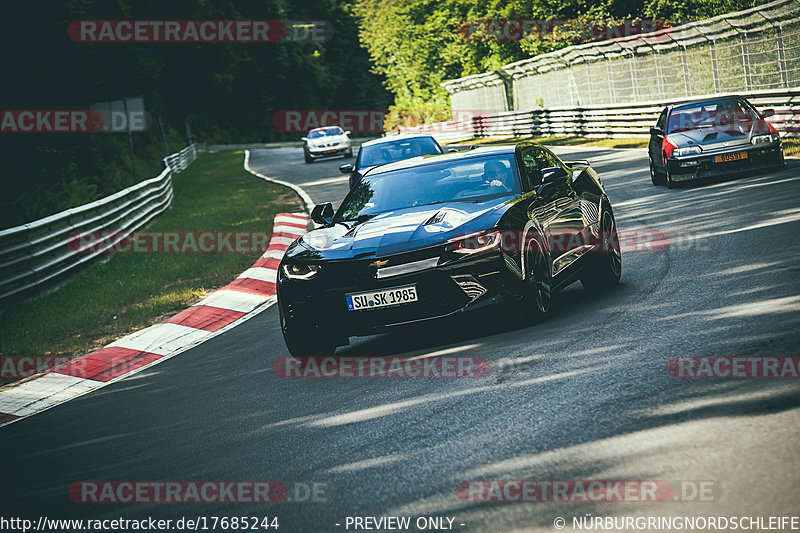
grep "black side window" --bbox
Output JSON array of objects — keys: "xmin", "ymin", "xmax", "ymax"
[
  {"xmin": 540, "ymin": 149, "xmax": 562, "ymax": 169},
  {"xmin": 656, "ymin": 109, "xmax": 667, "ymax": 129},
  {"xmin": 521, "ymin": 148, "xmax": 551, "ymax": 186}
]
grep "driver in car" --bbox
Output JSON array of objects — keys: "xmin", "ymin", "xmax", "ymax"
[{"xmin": 483, "ymin": 160, "xmax": 513, "ymax": 191}]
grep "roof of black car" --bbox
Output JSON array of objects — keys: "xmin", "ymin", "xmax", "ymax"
[
  {"xmin": 360, "ymin": 134, "xmax": 439, "ymax": 147},
  {"xmin": 368, "ymin": 143, "xmax": 518, "ymax": 175},
  {"xmin": 670, "ymin": 95, "xmax": 744, "ymax": 111}
]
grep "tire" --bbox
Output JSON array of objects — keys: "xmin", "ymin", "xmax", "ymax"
[
  {"xmin": 581, "ymin": 210, "xmax": 622, "ymax": 291},
  {"xmin": 345, "ymin": 148, "xmax": 353, "ymax": 158},
  {"xmin": 304, "ymin": 149, "xmax": 313, "ymax": 164},
  {"xmin": 518, "ymin": 235, "xmax": 552, "ymax": 323},
  {"xmin": 649, "ymin": 156, "xmax": 664, "ymax": 186},
  {"xmin": 279, "ymin": 306, "xmax": 335, "ymax": 357},
  {"xmin": 664, "ymin": 156, "xmax": 676, "ymax": 189}
]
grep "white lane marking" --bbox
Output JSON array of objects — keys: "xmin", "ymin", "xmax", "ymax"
[
  {"xmin": 0, "ymin": 374, "xmax": 101, "ymax": 417},
  {"xmin": 195, "ymin": 290, "xmax": 270, "ymax": 313},
  {"xmin": 267, "ymin": 235, "xmax": 297, "ymax": 247},
  {"xmin": 260, "ymin": 249, "xmax": 289, "ymax": 260},
  {"xmin": 299, "ymin": 176, "xmax": 350, "ymax": 187},
  {"xmin": 237, "ymin": 267, "xmax": 278, "ymax": 283},
  {"xmin": 108, "ymin": 323, "xmax": 213, "ymax": 356},
  {"xmin": 273, "ymin": 224, "xmax": 306, "ymax": 236},
  {"xmin": 275, "ymin": 215, "xmax": 309, "ymax": 227}
]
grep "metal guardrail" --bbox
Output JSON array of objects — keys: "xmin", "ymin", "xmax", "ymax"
[
  {"xmin": 392, "ymin": 88, "xmax": 800, "ymax": 143},
  {"xmin": 0, "ymin": 143, "xmax": 201, "ymax": 305}
]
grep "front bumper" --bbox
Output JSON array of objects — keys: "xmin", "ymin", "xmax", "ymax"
[
  {"xmin": 278, "ymin": 250, "xmax": 523, "ymax": 340},
  {"xmin": 666, "ymin": 143, "xmax": 783, "ymax": 182},
  {"xmin": 307, "ymin": 145, "xmax": 350, "ymax": 158}
]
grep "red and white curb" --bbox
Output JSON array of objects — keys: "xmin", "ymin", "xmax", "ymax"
[{"xmin": 0, "ymin": 210, "xmax": 308, "ymax": 428}]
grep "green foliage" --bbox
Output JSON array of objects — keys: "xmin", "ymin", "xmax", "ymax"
[
  {"xmin": 353, "ymin": 0, "xmax": 770, "ymax": 127},
  {"xmin": 1, "ymin": 0, "xmax": 390, "ymax": 228}
]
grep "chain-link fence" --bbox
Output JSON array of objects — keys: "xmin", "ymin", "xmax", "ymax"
[{"xmin": 442, "ymin": 0, "xmax": 800, "ymax": 112}]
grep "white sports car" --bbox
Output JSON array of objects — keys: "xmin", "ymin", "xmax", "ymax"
[{"xmin": 302, "ymin": 126, "xmax": 353, "ymax": 163}]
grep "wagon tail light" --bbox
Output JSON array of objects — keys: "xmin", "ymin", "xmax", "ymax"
[
  {"xmin": 662, "ymin": 135, "xmax": 679, "ymax": 159},
  {"xmin": 448, "ymin": 230, "xmax": 502, "ymax": 254}
]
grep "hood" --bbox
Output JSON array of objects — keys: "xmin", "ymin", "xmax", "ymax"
[
  {"xmin": 308, "ymin": 134, "xmax": 347, "ymax": 147},
  {"xmin": 293, "ymin": 199, "xmax": 512, "ymax": 260},
  {"xmin": 669, "ymin": 119, "xmax": 769, "ymax": 146}
]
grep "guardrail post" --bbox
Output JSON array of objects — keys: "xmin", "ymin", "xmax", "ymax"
[
  {"xmin": 604, "ymin": 56, "xmax": 615, "ymax": 105},
  {"xmin": 584, "ymin": 61, "xmax": 594, "ymax": 106},
  {"xmin": 710, "ymin": 39, "xmax": 721, "ymax": 93},
  {"xmin": 628, "ymin": 51, "xmax": 639, "ymax": 102},
  {"xmin": 740, "ymin": 32, "xmax": 752, "ymax": 92},
  {"xmin": 680, "ymin": 45, "xmax": 692, "ymax": 97},
  {"xmin": 776, "ymin": 24, "xmax": 789, "ymax": 88}
]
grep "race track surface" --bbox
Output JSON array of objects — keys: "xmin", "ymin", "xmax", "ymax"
[{"xmin": 2, "ymin": 146, "xmax": 798, "ymax": 532}]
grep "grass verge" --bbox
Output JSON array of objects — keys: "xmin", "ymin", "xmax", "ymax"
[{"xmin": 0, "ymin": 151, "xmax": 303, "ymax": 371}]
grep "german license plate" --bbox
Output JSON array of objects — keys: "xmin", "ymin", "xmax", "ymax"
[
  {"xmin": 714, "ymin": 151, "xmax": 748, "ymax": 163},
  {"xmin": 346, "ymin": 285, "xmax": 418, "ymax": 311}
]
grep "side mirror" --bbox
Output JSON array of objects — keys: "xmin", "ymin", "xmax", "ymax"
[
  {"xmin": 541, "ymin": 166, "xmax": 568, "ymax": 185},
  {"xmin": 339, "ymin": 163, "xmax": 354, "ymax": 174},
  {"xmin": 649, "ymin": 127, "xmax": 664, "ymax": 136},
  {"xmin": 301, "ymin": 137, "xmax": 307, "ymax": 142},
  {"xmin": 761, "ymin": 108, "xmax": 775, "ymax": 118},
  {"xmin": 310, "ymin": 202, "xmax": 335, "ymax": 225},
  {"xmin": 344, "ymin": 130, "xmax": 351, "ymax": 135}
]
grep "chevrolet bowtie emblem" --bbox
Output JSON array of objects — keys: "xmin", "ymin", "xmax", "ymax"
[{"xmin": 370, "ymin": 260, "xmax": 388, "ymax": 268}]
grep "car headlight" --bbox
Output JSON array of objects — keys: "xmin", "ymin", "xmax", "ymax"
[
  {"xmin": 673, "ymin": 145, "xmax": 702, "ymax": 157},
  {"xmin": 751, "ymin": 133, "xmax": 779, "ymax": 145},
  {"xmin": 282, "ymin": 263, "xmax": 321, "ymax": 280},
  {"xmin": 448, "ymin": 230, "xmax": 502, "ymax": 254}
]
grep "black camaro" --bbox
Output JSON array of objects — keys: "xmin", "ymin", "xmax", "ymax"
[
  {"xmin": 277, "ymin": 143, "xmax": 621, "ymax": 356},
  {"xmin": 648, "ymin": 96, "xmax": 784, "ymax": 188}
]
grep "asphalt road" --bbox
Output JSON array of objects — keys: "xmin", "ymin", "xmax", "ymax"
[{"xmin": 2, "ymin": 146, "xmax": 799, "ymax": 532}]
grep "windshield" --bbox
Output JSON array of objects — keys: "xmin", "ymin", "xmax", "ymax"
[
  {"xmin": 336, "ymin": 155, "xmax": 519, "ymax": 221},
  {"xmin": 308, "ymin": 126, "xmax": 344, "ymax": 139},
  {"xmin": 357, "ymin": 137, "xmax": 442, "ymax": 167},
  {"xmin": 668, "ymin": 99, "xmax": 757, "ymax": 133}
]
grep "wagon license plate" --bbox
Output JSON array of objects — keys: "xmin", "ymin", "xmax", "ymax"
[
  {"xmin": 714, "ymin": 151, "xmax": 748, "ymax": 163},
  {"xmin": 346, "ymin": 285, "xmax": 418, "ymax": 311}
]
